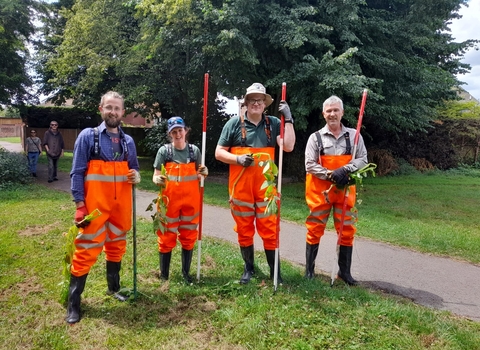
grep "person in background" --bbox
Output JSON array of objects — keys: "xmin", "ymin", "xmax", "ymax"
[
  {"xmin": 304, "ymin": 95, "xmax": 368, "ymax": 285},
  {"xmin": 25, "ymin": 129, "xmax": 42, "ymax": 177},
  {"xmin": 43, "ymin": 120, "xmax": 64, "ymax": 183},
  {"xmin": 152, "ymin": 116, "xmax": 208, "ymax": 284},
  {"xmin": 66, "ymin": 91, "xmax": 141, "ymax": 324},
  {"xmin": 215, "ymin": 82, "xmax": 296, "ymax": 285}
]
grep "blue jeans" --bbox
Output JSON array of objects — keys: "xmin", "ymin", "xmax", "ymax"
[{"xmin": 27, "ymin": 152, "xmax": 40, "ymax": 174}]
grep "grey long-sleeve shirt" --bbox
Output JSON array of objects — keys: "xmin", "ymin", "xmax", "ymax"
[{"xmin": 305, "ymin": 124, "xmax": 368, "ymax": 180}]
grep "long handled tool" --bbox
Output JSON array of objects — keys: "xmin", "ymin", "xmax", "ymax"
[
  {"xmin": 273, "ymin": 82, "xmax": 287, "ymax": 292},
  {"xmin": 330, "ymin": 89, "xmax": 368, "ymax": 286},
  {"xmin": 196, "ymin": 72, "xmax": 209, "ymax": 282},
  {"xmin": 132, "ymin": 184, "xmax": 138, "ymax": 299}
]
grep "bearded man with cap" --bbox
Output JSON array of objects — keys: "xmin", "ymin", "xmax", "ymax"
[
  {"xmin": 152, "ymin": 116, "xmax": 208, "ymax": 283},
  {"xmin": 215, "ymin": 83, "xmax": 296, "ymax": 284}
]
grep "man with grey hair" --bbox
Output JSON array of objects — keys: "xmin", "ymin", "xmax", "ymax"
[{"xmin": 304, "ymin": 95, "xmax": 368, "ymax": 285}]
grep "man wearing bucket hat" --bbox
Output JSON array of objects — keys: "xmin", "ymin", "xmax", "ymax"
[
  {"xmin": 152, "ymin": 116, "xmax": 208, "ymax": 283},
  {"xmin": 215, "ymin": 83, "xmax": 296, "ymax": 284}
]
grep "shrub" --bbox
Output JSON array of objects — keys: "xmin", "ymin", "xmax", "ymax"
[
  {"xmin": 0, "ymin": 147, "xmax": 32, "ymax": 189},
  {"xmin": 390, "ymin": 158, "xmax": 419, "ymax": 176},
  {"xmin": 409, "ymin": 158, "xmax": 435, "ymax": 172},
  {"xmin": 139, "ymin": 121, "xmax": 169, "ymax": 157},
  {"xmin": 368, "ymin": 148, "xmax": 398, "ymax": 176}
]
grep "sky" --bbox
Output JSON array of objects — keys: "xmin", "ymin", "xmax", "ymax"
[{"xmin": 449, "ymin": 0, "xmax": 480, "ymax": 101}]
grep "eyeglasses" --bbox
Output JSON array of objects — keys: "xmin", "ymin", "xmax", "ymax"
[
  {"xmin": 30, "ymin": 131, "xmax": 36, "ymax": 134},
  {"xmin": 102, "ymin": 105, "xmax": 123, "ymax": 113},
  {"xmin": 50, "ymin": 124, "xmax": 58, "ymax": 126},
  {"xmin": 247, "ymin": 99, "xmax": 265, "ymax": 105}
]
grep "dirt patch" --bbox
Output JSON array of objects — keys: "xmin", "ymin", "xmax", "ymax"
[{"xmin": 18, "ymin": 222, "xmax": 61, "ymax": 237}]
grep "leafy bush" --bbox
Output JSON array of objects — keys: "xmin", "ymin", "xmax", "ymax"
[
  {"xmin": 444, "ymin": 163, "xmax": 480, "ymax": 177},
  {"xmin": 389, "ymin": 158, "xmax": 419, "ymax": 176},
  {"xmin": 0, "ymin": 147, "xmax": 31, "ymax": 189},
  {"xmin": 139, "ymin": 121, "xmax": 170, "ymax": 157}
]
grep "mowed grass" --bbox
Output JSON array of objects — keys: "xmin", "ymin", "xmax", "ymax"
[
  {"xmin": 0, "ymin": 136, "xmax": 21, "ymax": 143},
  {"xmin": 1, "ymin": 185, "xmax": 480, "ymax": 349},
  {"xmin": 33, "ymin": 152, "xmax": 480, "ymax": 264}
]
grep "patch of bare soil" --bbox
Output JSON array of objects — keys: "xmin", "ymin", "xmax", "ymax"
[{"xmin": 18, "ymin": 222, "xmax": 61, "ymax": 237}]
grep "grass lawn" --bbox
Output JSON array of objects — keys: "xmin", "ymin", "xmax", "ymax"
[
  {"xmin": 1, "ymin": 185, "xmax": 479, "ymax": 349},
  {"xmin": 0, "ymin": 136, "xmax": 21, "ymax": 143},
  {"xmin": 30, "ymin": 152, "xmax": 480, "ymax": 264}
]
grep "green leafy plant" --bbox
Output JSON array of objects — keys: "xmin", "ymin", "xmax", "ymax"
[
  {"xmin": 146, "ymin": 164, "xmax": 169, "ymax": 234},
  {"xmin": 323, "ymin": 163, "xmax": 377, "ymax": 204},
  {"xmin": 60, "ymin": 208, "xmax": 102, "ymax": 304},
  {"xmin": 258, "ymin": 156, "xmax": 279, "ymax": 215}
]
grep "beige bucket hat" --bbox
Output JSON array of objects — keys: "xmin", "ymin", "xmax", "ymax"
[{"xmin": 243, "ymin": 83, "xmax": 273, "ymax": 107}]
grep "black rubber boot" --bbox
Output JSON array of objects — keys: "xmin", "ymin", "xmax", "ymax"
[
  {"xmin": 338, "ymin": 245, "xmax": 358, "ymax": 286},
  {"xmin": 181, "ymin": 248, "xmax": 193, "ymax": 283},
  {"xmin": 239, "ymin": 245, "xmax": 255, "ymax": 284},
  {"xmin": 65, "ymin": 273, "xmax": 88, "ymax": 324},
  {"xmin": 159, "ymin": 252, "xmax": 172, "ymax": 280},
  {"xmin": 265, "ymin": 249, "xmax": 283, "ymax": 284},
  {"xmin": 106, "ymin": 261, "xmax": 128, "ymax": 301},
  {"xmin": 305, "ymin": 243, "xmax": 319, "ymax": 279}
]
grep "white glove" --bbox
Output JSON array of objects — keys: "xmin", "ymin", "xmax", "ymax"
[
  {"xmin": 152, "ymin": 174, "xmax": 167, "ymax": 187},
  {"xmin": 197, "ymin": 165, "xmax": 208, "ymax": 177},
  {"xmin": 127, "ymin": 169, "xmax": 141, "ymax": 184}
]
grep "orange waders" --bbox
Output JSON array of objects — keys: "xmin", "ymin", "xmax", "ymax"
[
  {"xmin": 305, "ymin": 155, "xmax": 357, "ymax": 247},
  {"xmin": 71, "ymin": 160, "xmax": 132, "ymax": 277},
  {"xmin": 157, "ymin": 162, "xmax": 200, "ymax": 253},
  {"xmin": 229, "ymin": 147, "xmax": 277, "ymax": 249}
]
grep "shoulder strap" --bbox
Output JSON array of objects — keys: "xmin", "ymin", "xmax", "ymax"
[
  {"xmin": 344, "ymin": 132, "xmax": 351, "ymax": 155},
  {"xmin": 187, "ymin": 143, "xmax": 196, "ymax": 163},
  {"xmin": 90, "ymin": 127, "xmax": 101, "ymax": 160},
  {"xmin": 239, "ymin": 114, "xmax": 246, "ymax": 147},
  {"xmin": 165, "ymin": 143, "xmax": 173, "ymax": 163},
  {"xmin": 239, "ymin": 113, "xmax": 273, "ymax": 147},
  {"xmin": 315, "ymin": 131, "xmax": 324, "ymax": 156},
  {"xmin": 164, "ymin": 143, "xmax": 196, "ymax": 163},
  {"xmin": 264, "ymin": 115, "xmax": 272, "ymax": 146}
]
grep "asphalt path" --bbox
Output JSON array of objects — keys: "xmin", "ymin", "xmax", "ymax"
[{"xmin": 2, "ymin": 140, "xmax": 479, "ymax": 322}]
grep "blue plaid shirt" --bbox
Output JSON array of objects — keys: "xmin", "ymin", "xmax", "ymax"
[{"xmin": 70, "ymin": 122, "xmax": 140, "ymax": 202}]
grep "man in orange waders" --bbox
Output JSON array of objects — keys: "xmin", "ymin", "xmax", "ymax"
[
  {"xmin": 215, "ymin": 83, "xmax": 296, "ymax": 284},
  {"xmin": 152, "ymin": 117, "xmax": 208, "ymax": 283},
  {"xmin": 67, "ymin": 91, "xmax": 141, "ymax": 324},
  {"xmin": 304, "ymin": 95, "xmax": 368, "ymax": 285}
]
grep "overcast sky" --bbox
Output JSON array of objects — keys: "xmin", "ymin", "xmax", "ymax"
[{"xmin": 449, "ymin": 0, "xmax": 480, "ymax": 100}]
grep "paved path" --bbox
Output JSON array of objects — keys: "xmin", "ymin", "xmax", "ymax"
[{"xmin": 2, "ymin": 140, "xmax": 479, "ymax": 322}]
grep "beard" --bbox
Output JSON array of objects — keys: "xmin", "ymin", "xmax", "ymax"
[{"xmin": 104, "ymin": 116, "xmax": 122, "ymax": 129}]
